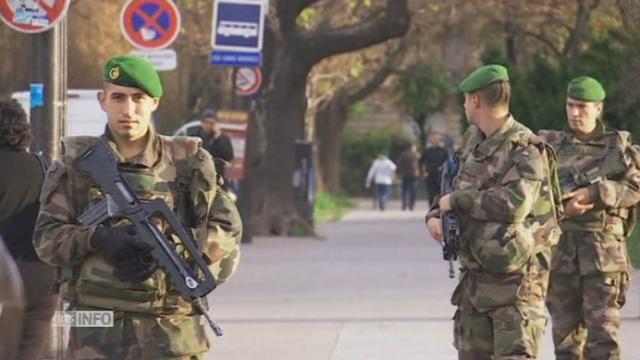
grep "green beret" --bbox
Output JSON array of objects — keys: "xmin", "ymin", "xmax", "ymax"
[
  {"xmin": 567, "ymin": 76, "xmax": 605, "ymax": 102},
  {"xmin": 459, "ymin": 64, "xmax": 509, "ymax": 93},
  {"xmin": 103, "ymin": 55, "xmax": 163, "ymax": 98}
]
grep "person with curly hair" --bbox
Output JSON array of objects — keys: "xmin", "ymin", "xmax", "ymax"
[{"xmin": 0, "ymin": 98, "xmax": 58, "ymax": 360}]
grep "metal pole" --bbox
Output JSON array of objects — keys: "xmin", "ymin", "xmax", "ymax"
[{"xmin": 30, "ymin": 19, "xmax": 67, "ymax": 163}]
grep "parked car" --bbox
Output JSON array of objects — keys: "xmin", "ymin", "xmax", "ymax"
[{"xmin": 173, "ymin": 120, "xmax": 200, "ymax": 137}]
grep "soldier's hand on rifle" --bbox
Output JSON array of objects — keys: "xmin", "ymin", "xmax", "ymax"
[
  {"xmin": 439, "ymin": 194, "xmax": 453, "ymax": 212},
  {"xmin": 113, "ymin": 253, "xmax": 158, "ymax": 283},
  {"xmin": 427, "ymin": 217, "xmax": 443, "ymax": 245},
  {"xmin": 563, "ymin": 187, "xmax": 595, "ymax": 217},
  {"xmin": 91, "ymin": 224, "xmax": 154, "ymax": 264}
]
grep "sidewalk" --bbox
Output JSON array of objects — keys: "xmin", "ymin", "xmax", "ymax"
[{"xmin": 207, "ymin": 199, "xmax": 640, "ymax": 359}]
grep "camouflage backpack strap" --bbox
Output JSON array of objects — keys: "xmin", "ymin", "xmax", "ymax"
[
  {"xmin": 504, "ymin": 129, "xmax": 564, "ymax": 251},
  {"xmin": 164, "ymin": 135, "xmax": 205, "ymax": 227}
]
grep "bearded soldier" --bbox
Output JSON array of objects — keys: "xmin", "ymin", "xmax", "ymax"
[
  {"xmin": 541, "ymin": 76, "xmax": 640, "ymax": 360},
  {"xmin": 33, "ymin": 55, "xmax": 242, "ymax": 359},
  {"xmin": 426, "ymin": 64, "xmax": 560, "ymax": 359}
]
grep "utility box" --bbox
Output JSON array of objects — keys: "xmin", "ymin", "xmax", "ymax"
[{"xmin": 293, "ymin": 141, "xmax": 315, "ymax": 225}]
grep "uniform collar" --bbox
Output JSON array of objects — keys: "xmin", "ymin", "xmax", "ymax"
[
  {"xmin": 566, "ymin": 120, "xmax": 607, "ymax": 144},
  {"xmin": 475, "ymin": 115, "xmax": 517, "ymax": 156},
  {"xmin": 102, "ymin": 125, "xmax": 160, "ymax": 168}
]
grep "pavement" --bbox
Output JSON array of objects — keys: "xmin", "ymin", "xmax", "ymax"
[{"xmin": 206, "ymin": 199, "xmax": 640, "ymax": 360}]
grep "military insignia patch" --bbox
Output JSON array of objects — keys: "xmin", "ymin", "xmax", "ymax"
[{"xmin": 109, "ymin": 66, "xmax": 120, "ymax": 80}]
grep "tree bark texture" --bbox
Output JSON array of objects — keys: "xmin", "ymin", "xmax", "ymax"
[{"xmin": 247, "ymin": 0, "xmax": 410, "ymax": 235}]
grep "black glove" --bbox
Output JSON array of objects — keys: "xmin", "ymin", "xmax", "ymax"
[
  {"xmin": 113, "ymin": 252, "xmax": 158, "ymax": 282},
  {"xmin": 91, "ymin": 225, "xmax": 152, "ymax": 264}
]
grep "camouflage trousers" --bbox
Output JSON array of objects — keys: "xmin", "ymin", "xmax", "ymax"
[
  {"xmin": 547, "ymin": 271, "xmax": 629, "ymax": 360},
  {"xmin": 66, "ymin": 305, "xmax": 209, "ymax": 360},
  {"xmin": 453, "ymin": 303, "xmax": 547, "ymax": 360}
]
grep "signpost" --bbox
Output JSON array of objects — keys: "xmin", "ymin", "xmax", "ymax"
[
  {"xmin": 215, "ymin": 109, "xmax": 250, "ymax": 181},
  {"xmin": 0, "ymin": 0, "xmax": 70, "ymax": 33},
  {"xmin": 131, "ymin": 48, "xmax": 177, "ymax": 71},
  {"xmin": 234, "ymin": 67, "xmax": 262, "ymax": 96},
  {"xmin": 121, "ymin": 0, "xmax": 181, "ymax": 50},
  {"xmin": 210, "ymin": 0, "xmax": 265, "ymax": 67}
]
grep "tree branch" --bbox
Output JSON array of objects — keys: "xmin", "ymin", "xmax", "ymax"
[
  {"xmin": 297, "ymin": 0, "xmax": 410, "ymax": 66},
  {"xmin": 345, "ymin": 41, "xmax": 406, "ymax": 103},
  {"xmin": 563, "ymin": 0, "xmax": 600, "ymax": 58},
  {"xmin": 617, "ymin": 0, "xmax": 640, "ymax": 33}
]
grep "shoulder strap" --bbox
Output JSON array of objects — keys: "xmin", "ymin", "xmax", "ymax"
[{"xmin": 164, "ymin": 136, "xmax": 203, "ymax": 226}]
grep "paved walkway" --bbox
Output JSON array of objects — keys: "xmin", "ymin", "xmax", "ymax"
[{"xmin": 207, "ymin": 199, "xmax": 640, "ymax": 359}]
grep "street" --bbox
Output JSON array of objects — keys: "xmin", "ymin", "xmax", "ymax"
[{"xmin": 208, "ymin": 199, "xmax": 640, "ymax": 359}]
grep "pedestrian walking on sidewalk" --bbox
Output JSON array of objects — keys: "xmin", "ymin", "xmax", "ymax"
[{"xmin": 366, "ymin": 151, "xmax": 396, "ymax": 211}]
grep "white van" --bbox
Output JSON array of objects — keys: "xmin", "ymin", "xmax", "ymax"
[{"xmin": 12, "ymin": 89, "xmax": 106, "ymax": 136}]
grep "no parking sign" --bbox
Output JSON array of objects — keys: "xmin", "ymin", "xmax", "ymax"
[
  {"xmin": 120, "ymin": 0, "xmax": 181, "ymax": 50},
  {"xmin": 0, "ymin": 0, "xmax": 70, "ymax": 33},
  {"xmin": 234, "ymin": 67, "xmax": 262, "ymax": 96}
]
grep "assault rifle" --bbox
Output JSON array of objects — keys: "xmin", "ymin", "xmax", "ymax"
[
  {"xmin": 440, "ymin": 154, "xmax": 460, "ymax": 279},
  {"xmin": 559, "ymin": 152, "xmax": 628, "ymax": 196},
  {"xmin": 74, "ymin": 140, "xmax": 223, "ymax": 336}
]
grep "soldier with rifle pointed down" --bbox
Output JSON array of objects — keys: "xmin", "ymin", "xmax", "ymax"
[
  {"xmin": 540, "ymin": 76, "xmax": 640, "ymax": 360},
  {"xmin": 33, "ymin": 55, "xmax": 242, "ymax": 359},
  {"xmin": 426, "ymin": 64, "xmax": 562, "ymax": 359}
]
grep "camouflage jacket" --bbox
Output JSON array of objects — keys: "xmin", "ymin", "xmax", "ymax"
[
  {"xmin": 33, "ymin": 127, "xmax": 241, "ymax": 316},
  {"xmin": 428, "ymin": 116, "xmax": 548, "ymax": 273},
  {"xmin": 427, "ymin": 116, "xmax": 553, "ymax": 311},
  {"xmin": 539, "ymin": 122, "xmax": 640, "ymax": 235}
]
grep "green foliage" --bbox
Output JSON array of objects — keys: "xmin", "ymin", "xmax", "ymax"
[
  {"xmin": 395, "ymin": 61, "xmax": 453, "ymax": 146},
  {"xmin": 396, "ymin": 62, "xmax": 453, "ymax": 118},
  {"xmin": 347, "ymin": 101, "xmax": 368, "ymax": 119},
  {"xmin": 297, "ymin": 8, "xmax": 320, "ymax": 29},
  {"xmin": 314, "ymin": 192, "xmax": 356, "ymax": 222},
  {"xmin": 340, "ymin": 126, "xmax": 408, "ymax": 196},
  {"xmin": 482, "ymin": 31, "xmax": 640, "ymax": 139},
  {"xmin": 628, "ymin": 222, "xmax": 640, "ymax": 268}
]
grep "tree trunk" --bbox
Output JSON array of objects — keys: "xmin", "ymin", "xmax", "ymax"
[
  {"xmin": 249, "ymin": 45, "xmax": 312, "ymax": 235},
  {"xmin": 316, "ymin": 98, "xmax": 348, "ymax": 194},
  {"xmin": 246, "ymin": 0, "xmax": 410, "ymax": 236}
]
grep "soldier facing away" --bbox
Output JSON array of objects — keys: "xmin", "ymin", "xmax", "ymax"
[
  {"xmin": 33, "ymin": 55, "xmax": 242, "ymax": 359},
  {"xmin": 426, "ymin": 64, "xmax": 559, "ymax": 359},
  {"xmin": 540, "ymin": 76, "xmax": 640, "ymax": 360}
]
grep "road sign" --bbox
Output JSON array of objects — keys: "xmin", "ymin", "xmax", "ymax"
[
  {"xmin": 131, "ymin": 49, "xmax": 177, "ymax": 71},
  {"xmin": 120, "ymin": 0, "xmax": 181, "ymax": 50},
  {"xmin": 0, "ymin": 0, "xmax": 70, "ymax": 33},
  {"xmin": 234, "ymin": 67, "xmax": 262, "ymax": 96},
  {"xmin": 210, "ymin": 50, "xmax": 261, "ymax": 67},
  {"xmin": 211, "ymin": 0, "xmax": 265, "ymax": 52},
  {"xmin": 216, "ymin": 109, "xmax": 250, "ymax": 181}
]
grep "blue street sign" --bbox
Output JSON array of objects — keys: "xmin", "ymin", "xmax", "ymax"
[
  {"xmin": 211, "ymin": 0, "xmax": 265, "ymax": 53},
  {"xmin": 210, "ymin": 50, "xmax": 262, "ymax": 67}
]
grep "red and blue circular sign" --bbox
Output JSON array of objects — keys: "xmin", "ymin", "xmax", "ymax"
[
  {"xmin": 234, "ymin": 67, "xmax": 262, "ymax": 96},
  {"xmin": 120, "ymin": 0, "xmax": 181, "ymax": 50},
  {"xmin": 0, "ymin": 0, "xmax": 70, "ymax": 34}
]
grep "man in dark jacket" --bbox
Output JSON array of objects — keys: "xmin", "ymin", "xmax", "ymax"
[
  {"xmin": 396, "ymin": 143, "xmax": 420, "ymax": 210},
  {"xmin": 188, "ymin": 109, "xmax": 234, "ymax": 188},
  {"xmin": 420, "ymin": 132, "xmax": 449, "ymax": 205},
  {"xmin": 0, "ymin": 98, "xmax": 57, "ymax": 360}
]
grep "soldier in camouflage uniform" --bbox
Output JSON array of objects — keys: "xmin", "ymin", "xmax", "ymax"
[
  {"xmin": 426, "ymin": 64, "xmax": 560, "ymax": 359},
  {"xmin": 33, "ymin": 55, "xmax": 242, "ymax": 360},
  {"xmin": 540, "ymin": 76, "xmax": 640, "ymax": 360}
]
